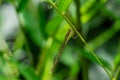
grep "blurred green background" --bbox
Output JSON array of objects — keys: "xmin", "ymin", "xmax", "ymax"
[{"xmin": 0, "ymin": 0, "xmax": 120, "ymax": 80}]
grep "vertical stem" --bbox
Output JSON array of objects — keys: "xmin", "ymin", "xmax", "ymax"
[
  {"xmin": 18, "ymin": 18, "xmax": 34, "ymax": 66},
  {"xmin": 10, "ymin": 0, "xmax": 34, "ymax": 66},
  {"xmin": 82, "ymin": 57, "xmax": 88, "ymax": 80},
  {"xmin": 74, "ymin": 0, "xmax": 81, "ymax": 30},
  {"xmin": 74, "ymin": 0, "xmax": 88, "ymax": 80}
]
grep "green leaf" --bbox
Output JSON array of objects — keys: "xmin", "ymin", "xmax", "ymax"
[
  {"xmin": 81, "ymin": 0, "xmax": 96, "ymax": 14},
  {"xmin": 20, "ymin": 9, "xmax": 46, "ymax": 48},
  {"xmin": 61, "ymin": 46, "xmax": 79, "ymax": 67},
  {"xmin": 13, "ymin": 31, "xmax": 24, "ymax": 51},
  {"xmin": 17, "ymin": 0, "xmax": 28, "ymax": 12},
  {"xmin": 46, "ymin": 16, "xmax": 63, "ymax": 36},
  {"xmin": 114, "ymin": 40, "xmax": 120, "ymax": 66},
  {"xmin": 55, "ymin": 23, "xmax": 70, "ymax": 42},
  {"xmin": 17, "ymin": 63, "xmax": 39, "ymax": 80},
  {"xmin": 58, "ymin": 0, "xmax": 73, "ymax": 11},
  {"xmin": 89, "ymin": 21, "xmax": 120, "ymax": 49},
  {"xmin": 0, "ymin": 76, "xmax": 18, "ymax": 80},
  {"xmin": 81, "ymin": 1, "xmax": 111, "ymax": 23},
  {"xmin": 114, "ymin": 53, "xmax": 120, "ymax": 66}
]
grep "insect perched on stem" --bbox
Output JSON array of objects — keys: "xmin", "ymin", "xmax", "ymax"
[{"xmin": 50, "ymin": 29, "xmax": 72, "ymax": 73}]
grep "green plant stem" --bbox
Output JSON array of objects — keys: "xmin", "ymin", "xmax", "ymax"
[
  {"xmin": 18, "ymin": 20, "xmax": 34, "ymax": 66},
  {"xmin": 74, "ymin": 0, "xmax": 81, "ymax": 29},
  {"xmin": 74, "ymin": 1, "xmax": 88, "ymax": 80},
  {"xmin": 81, "ymin": 57, "xmax": 88, "ymax": 80},
  {"xmin": 47, "ymin": 0, "xmax": 112, "ymax": 78},
  {"xmin": 35, "ymin": 38, "xmax": 53, "ymax": 75},
  {"xmin": 9, "ymin": 0, "xmax": 34, "ymax": 66}
]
